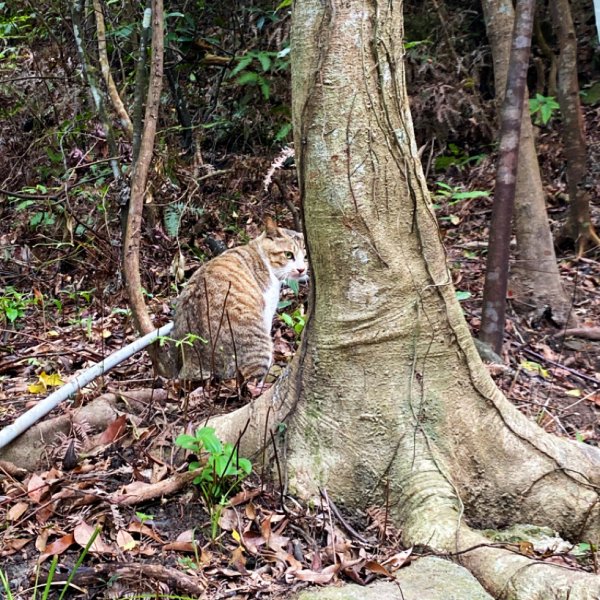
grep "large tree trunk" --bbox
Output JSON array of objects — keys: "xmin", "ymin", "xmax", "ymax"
[
  {"xmin": 482, "ymin": 0, "xmax": 573, "ymax": 326},
  {"xmin": 209, "ymin": 0, "xmax": 600, "ymax": 597}
]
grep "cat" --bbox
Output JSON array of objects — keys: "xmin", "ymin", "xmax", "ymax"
[{"xmin": 167, "ymin": 218, "xmax": 307, "ymax": 382}]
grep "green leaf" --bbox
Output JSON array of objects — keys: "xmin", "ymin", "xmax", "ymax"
[
  {"xmin": 196, "ymin": 427, "xmax": 222, "ymax": 454},
  {"xmin": 449, "ymin": 190, "xmax": 490, "ymax": 200},
  {"xmin": 455, "ymin": 290, "xmax": 471, "ymax": 301},
  {"xmin": 175, "ymin": 434, "xmax": 200, "ymax": 451},
  {"xmin": 275, "ymin": 0, "xmax": 292, "ymax": 10},
  {"xmin": 286, "ymin": 278, "xmax": 300, "ymax": 295},
  {"xmin": 281, "ymin": 313, "xmax": 294, "ymax": 326},
  {"xmin": 257, "ymin": 52, "xmax": 272, "ymax": 72},
  {"xmin": 230, "ymin": 55, "xmax": 254, "ymax": 77},
  {"xmin": 258, "ymin": 76, "xmax": 270, "ymax": 100},
  {"xmin": 238, "ymin": 458, "xmax": 252, "ymax": 475},
  {"xmin": 5, "ymin": 307, "xmax": 19, "ymax": 322}
]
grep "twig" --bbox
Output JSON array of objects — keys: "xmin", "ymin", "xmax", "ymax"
[
  {"xmin": 521, "ymin": 347, "xmax": 599, "ymax": 386},
  {"xmin": 319, "ymin": 488, "xmax": 370, "ymax": 545}
]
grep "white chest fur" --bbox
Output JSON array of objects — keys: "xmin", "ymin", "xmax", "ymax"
[{"xmin": 262, "ymin": 273, "xmax": 282, "ymax": 332}]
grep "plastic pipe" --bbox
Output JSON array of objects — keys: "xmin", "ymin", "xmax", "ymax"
[{"xmin": 0, "ymin": 322, "xmax": 174, "ymax": 451}]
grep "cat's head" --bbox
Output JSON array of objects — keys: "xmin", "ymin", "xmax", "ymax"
[{"xmin": 259, "ymin": 218, "xmax": 307, "ymax": 281}]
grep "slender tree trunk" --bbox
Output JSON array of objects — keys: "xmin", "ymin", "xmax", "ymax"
[
  {"xmin": 72, "ymin": 0, "xmax": 121, "ymax": 182},
  {"xmin": 482, "ymin": 0, "xmax": 573, "ymax": 326},
  {"xmin": 122, "ymin": 0, "xmax": 164, "ymax": 345},
  {"xmin": 480, "ymin": 0, "xmax": 534, "ymax": 355},
  {"xmin": 208, "ymin": 0, "xmax": 600, "ymax": 596},
  {"xmin": 92, "ymin": 0, "xmax": 133, "ymax": 137},
  {"xmin": 551, "ymin": 0, "xmax": 600, "ymax": 256}
]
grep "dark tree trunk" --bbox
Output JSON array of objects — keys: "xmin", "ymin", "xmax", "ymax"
[
  {"xmin": 551, "ymin": 0, "xmax": 600, "ymax": 256},
  {"xmin": 480, "ymin": 0, "xmax": 535, "ymax": 355}
]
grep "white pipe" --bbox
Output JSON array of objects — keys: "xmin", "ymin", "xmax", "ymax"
[{"xmin": 0, "ymin": 322, "xmax": 174, "ymax": 450}]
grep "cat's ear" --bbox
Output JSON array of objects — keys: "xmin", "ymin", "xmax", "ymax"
[{"xmin": 264, "ymin": 217, "xmax": 281, "ymax": 239}]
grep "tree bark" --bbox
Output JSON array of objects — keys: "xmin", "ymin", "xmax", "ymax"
[
  {"xmin": 482, "ymin": 0, "xmax": 573, "ymax": 326},
  {"xmin": 92, "ymin": 0, "xmax": 133, "ymax": 137},
  {"xmin": 207, "ymin": 0, "xmax": 600, "ymax": 596},
  {"xmin": 122, "ymin": 0, "xmax": 164, "ymax": 345},
  {"xmin": 480, "ymin": 0, "xmax": 535, "ymax": 355},
  {"xmin": 551, "ymin": 0, "xmax": 600, "ymax": 256}
]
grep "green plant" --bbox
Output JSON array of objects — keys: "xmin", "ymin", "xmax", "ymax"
[
  {"xmin": 529, "ymin": 94, "xmax": 560, "ymax": 126},
  {"xmin": 434, "ymin": 143, "xmax": 486, "ymax": 171},
  {"xmin": 434, "ymin": 181, "xmax": 490, "ymax": 205},
  {"xmin": 432, "ymin": 182, "xmax": 489, "ymax": 225},
  {"xmin": 175, "ymin": 427, "xmax": 252, "ymax": 539},
  {"xmin": 163, "ymin": 202, "xmax": 205, "ymax": 238},
  {"xmin": 280, "ymin": 307, "xmax": 306, "ymax": 336},
  {"xmin": 230, "ymin": 48, "xmax": 290, "ymax": 100},
  {"xmin": 0, "ymin": 286, "xmax": 34, "ymax": 324}
]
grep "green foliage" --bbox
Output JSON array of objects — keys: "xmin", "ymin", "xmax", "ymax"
[
  {"xmin": 0, "ymin": 287, "xmax": 34, "ymax": 324},
  {"xmin": 529, "ymin": 94, "xmax": 560, "ymax": 126},
  {"xmin": 280, "ymin": 307, "xmax": 305, "ymax": 336},
  {"xmin": 163, "ymin": 202, "xmax": 205, "ymax": 238},
  {"xmin": 0, "ymin": 3, "xmax": 35, "ymax": 59},
  {"xmin": 434, "ymin": 181, "xmax": 490, "ymax": 204},
  {"xmin": 175, "ymin": 427, "xmax": 252, "ymax": 538},
  {"xmin": 434, "ymin": 144, "xmax": 486, "ymax": 171},
  {"xmin": 230, "ymin": 48, "xmax": 290, "ymax": 100}
]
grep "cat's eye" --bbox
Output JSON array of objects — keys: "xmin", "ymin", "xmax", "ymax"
[{"xmin": 285, "ymin": 251, "xmax": 295, "ymax": 260}]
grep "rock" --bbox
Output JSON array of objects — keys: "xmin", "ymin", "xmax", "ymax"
[{"xmin": 294, "ymin": 557, "xmax": 493, "ymax": 600}]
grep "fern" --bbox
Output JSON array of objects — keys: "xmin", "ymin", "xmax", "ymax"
[{"xmin": 164, "ymin": 203, "xmax": 204, "ymax": 238}]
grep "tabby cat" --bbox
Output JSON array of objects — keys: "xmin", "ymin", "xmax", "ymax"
[{"xmin": 168, "ymin": 218, "xmax": 306, "ymax": 382}]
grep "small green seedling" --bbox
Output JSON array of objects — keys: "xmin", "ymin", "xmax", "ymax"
[
  {"xmin": 529, "ymin": 94, "xmax": 560, "ymax": 126},
  {"xmin": 280, "ymin": 307, "xmax": 306, "ymax": 336},
  {"xmin": 175, "ymin": 427, "xmax": 252, "ymax": 539}
]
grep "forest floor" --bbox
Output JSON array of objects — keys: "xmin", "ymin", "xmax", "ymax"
[{"xmin": 0, "ymin": 111, "xmax": 599, "ymax": 598}]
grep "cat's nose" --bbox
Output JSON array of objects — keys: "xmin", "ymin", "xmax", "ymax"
[{"xmin": 297, "ymin": 267, "xmax": 306, "ymax": 274}]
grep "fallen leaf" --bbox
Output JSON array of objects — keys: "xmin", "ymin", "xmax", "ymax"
[
  {"xmin": 7, "ymin": 501, "xmax": 28, "ymax": 521},
  {"xmin": 382, "ymin": 547, "xmax": 413, "ymax": 571},
  {"xmin": 116, "ymin": 530, "xmax": 137, "ymax": 551},
  {"xmin": 364, "ymin": 560, "xmax": 394, "ymax": 578},
  {"xmin": 292, "ymin": 564, "xmax": 340, "ymax": 584},
  {"xmin": 98, "ymin": 415, "xmax": 127, "ymax": 445},
  {"xmin": 27, "ymin": 473, "xmax": 49, "ymax": 503},
  {"xmin": 73, "ymin": 522, "xmax": 115, "ymax": 554},
  {"xmin": 39, "ymin": 534, "xmax": 75, "ymax": 558},
  {"xmin": 128, "ymin": 521, "xmax": 164, "ymax": 543}
]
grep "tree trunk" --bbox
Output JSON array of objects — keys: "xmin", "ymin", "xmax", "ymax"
[
  {"xmin": 122, "ymin": 0, "xmax": 166, "ymax": 374},
  {"xmin": 480, "ymin": 0, "xmax": 535, "ymax": 355},
  {"xmin": 209, "ymin": 0, "xmax": 600, "ymax": 597},
  {"xmin": 482, "ymin": 0, "xmax": 573, "ymax": 326},
  {"xmin": 551, "ymin": 0, "xmax": 600, "ymax": 256}
]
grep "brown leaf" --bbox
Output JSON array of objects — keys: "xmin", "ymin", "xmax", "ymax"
[
  {"xmin": 163, "ymin": 540, "xmax": 197, "ymax": 553},
  {"xmin": 382, "ymin": 547, "xmax": 413, "ymax": 571},
  {"xmin": 241, "ymin": 530, "xmax": 265, "ymax": 555},
  {"xmin": 98, "ymin": 415, "xmax": 127, "ymax": 445},
  {"xmin": 7, "ymin": 501, "xmax": 28, "ymax": 521},
  {"xmin": 229, "ymin": 488, "xmax": 261, "ymax": 507},
  {"xmin": 27, "ymin": 473, "xmax": 49, "ymax": 504},
  {"xmin": 116, "ymin": 530, "xmax": 137, "ymax": 551},
  {"xmin": 292, "ymin": 564, "xmax": 340, "ymax": 584},
  {"xmin": 40, "ymin": 533, "xmax": 75, "ymax": 557},
  {"xmin": 365, "ymin": 560, "xmax": 394, "ymax": 578},
  {"xmin": 128, "ymin": 521, "xmax": 165, "ymax": 543},
  {"xmin": 73, "ymin": 522, "xmax": 115, "ymax": 554},
  {"xmin": 0, "ymin": 538, "xmax": 31, "ymax": 557},
  {"xmin": 230, "ymin": 546, "xmax": 247, "ymax": 574}
]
